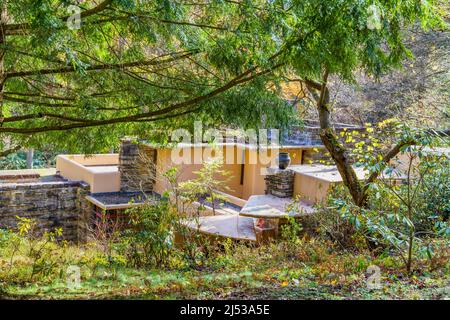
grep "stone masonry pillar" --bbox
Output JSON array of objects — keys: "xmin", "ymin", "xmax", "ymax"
[
  {"xmin": 119, "ymin": 139, "xmax": 157, "ymax": 192},
  {"xmin": 264, "ymin": 167, "xmax": 295, "ymax": 198}
]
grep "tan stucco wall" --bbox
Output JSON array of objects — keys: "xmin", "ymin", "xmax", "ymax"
[
  {"xmin": 293, "ymin": 174, "xmax": 332, "ymax": 204},
  {"xmin": 58, "ymin": 154, "xmax": 119, "ymax": 166},
  {"xmin": 391, "ymin": 152, "xmax": 422, "ymax": 176},
  {"xmin": 153, "ymin": 146, "xmax": 306, "ymax": 200},
  {"xmin": 153, "ymin": 146, "xmax": 244, "ymax": 198},
  {"xmin": 241, "ymin": 148, "xmax": 303, "ymax": 199},
  {"xmin": 56, "ymin": 155, "xmax": 120, "ymax": 193},
  {"xmin": 57, "ymin": 146, "xmax": 325, "ymax": 199}
]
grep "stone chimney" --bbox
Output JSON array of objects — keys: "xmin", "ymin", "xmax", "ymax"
[
  {"xmin": 118, "ymin": 139, "xmax": 157, "ymax": 192},
  {"xmin": 264, "ymin": 167, "xmax": 295, "ymax": 198}
]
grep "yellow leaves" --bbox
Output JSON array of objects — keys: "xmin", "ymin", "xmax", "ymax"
[
  {"xmin": 366, "ymin": 127, "xmax": 374, "ymax": 133},
  {"xmin": 54, "ymin": 227, "xmax": 63, "ymax": 238},
  {"xmin": 378, "ymin": 118, "xmax": 398, "ymax": 128},
  {"xmin": 355, "ymin": 141, "xmax": 365, "ymax": 148},
  {"xmin": 16, "ymin": 216, "xmax": 35, "ymax": 237}
]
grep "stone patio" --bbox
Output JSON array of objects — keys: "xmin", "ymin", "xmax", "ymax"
[
  {"xmin": 183, "ymin": 215, "xmax": 256, "ymax": 242},
  {"xmin": 240, "ymin": 194, "xmax": 315, "ymax": 218}
]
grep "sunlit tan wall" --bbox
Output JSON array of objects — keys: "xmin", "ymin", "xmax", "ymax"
[
  {"xmin": 153, "ymin": 146, "xmax": 310, "ymax": 200},
  {"xmin": 57, "ymin": 154, "xmax": 119, "ymax": 166},
  {"xmin": 153, "ymin": 146, "xmax": 244, "ymax": 198},
  {"xmin": 241, "ymin": 148, "xmax": 303, "ymax": 199},
  {"xmin": 57, "ymin": 147, "xmax": 323, "ymax": 199},
  {"xmin": 56, "ymin": 155, "xmax": 91, "ymax": 185},
  {"xmin": 56, "ymin": 155, "xmax": 120, "ymax": 193},
  {"xmin": 293, "ymin": 174, "xmax": 332, "ymax": 204},
  {"xmin": 391, "ymin": 152, "xmax": 422, "ymax": 176}
]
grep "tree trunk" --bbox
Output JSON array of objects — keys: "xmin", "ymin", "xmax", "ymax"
[
  {"xmin": 406, "ymin": 229, "xmax": 414, "ymax": 273},
  {"xmin": 311, "ymin": 71, "xmax": 364, "ymax": 206},
  {"xmin": 0, "ymin": 6, "xmax": 6, "ymax": 124},
  {"xmin": 26, "ymin": 149, "xmax": 34, "ymax": 169}
]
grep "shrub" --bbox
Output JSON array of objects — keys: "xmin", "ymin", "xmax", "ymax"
[
  {"xmin": 89, "ymin": 210, "xmax": 124, "ymax": 263},
  {"xmin": 280, "ymin": 216, "xmax": 303, "ymax": 244},
  {"xmin": 178, "ymin": 157, "xmax": 232, "ymax": 216},
  {"xmin": 304, "ymin": 184, "xmax": 372, "ymax": 253},
  {"xmin": 0, "ymin": 217, "xmax": 69, "ymax": 283},
  {"xmin": 415, "ymin": 154, "xmax": 449, "ymax": 225},
  {"xmin": 316, "ymin": 149, "xmax": 450, "ymax": 273},
  {"xmin": 0, "ymin": 150, "xmax": 58, "ymax": 170},
  {"xmin": 120, "ymin": 200, "xmax": 177, "ymax": 268}
]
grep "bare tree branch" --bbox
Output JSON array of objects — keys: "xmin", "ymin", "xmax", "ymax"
[{"xmin": 5, "ymin": 51, "xmax": 196, "ymax": 79}]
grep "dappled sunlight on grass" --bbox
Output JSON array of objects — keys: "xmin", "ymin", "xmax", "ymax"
[{"xmin": 1, "ymin": 231, "xmax": 448, "ymax": 300}]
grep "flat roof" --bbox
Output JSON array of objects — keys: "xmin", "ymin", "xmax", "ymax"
[
  {"xmin": 84, "ymin": 165, "xmax": 118, "ymax": 174},
  {"xmin": 289, "ymin": 164, "xmax": 405, "ymax": 183},
  {"xmin": 0, "ymin": 168, "xmax": 56, "ymax": 177},
  {"xmin": 86, "ymin": 191, "xmax": 158, "ymax": 210},
  {"xmin": 418, "ymin": 147, "xmax": 450, "ymax": 157}
]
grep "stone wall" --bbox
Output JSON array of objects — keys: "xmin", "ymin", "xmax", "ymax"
[
  {"xmin": 302, "ymin": 148, "xmax": 332, "ymax": 164},
  {"xmin": 283, "ymin": 126, "xmax": 323, "ymax": 146},
  {"xmin": 0, "ymin": 180, "xmax": 90, "ymax": 242},
  {"xmin": 284, "ymin": 125, "xmax": 367, "ymax": 148},
  {"xmin": 295, "ymin": 126, "xmax": 368, "ymax": 164},
  {"xmin": 119, "ymin": 139, "xmax": 157, "ymax": 192},
  {"xmin": 264, "ymin": 168, "xmax": 295, "ymax": 198}
]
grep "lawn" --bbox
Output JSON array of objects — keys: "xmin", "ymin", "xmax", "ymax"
[{"xmin": 1, "ymin": 235, "xmax": 448, "ymax": 300}]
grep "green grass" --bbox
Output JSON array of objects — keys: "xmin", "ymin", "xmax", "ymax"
[
  {"xmin": 1, "ymin": 234, "xmax": 448, "ymax": 300},
  {"xmin": 2, "ymin": 264, "xmax": 448, "ymax": 300}
]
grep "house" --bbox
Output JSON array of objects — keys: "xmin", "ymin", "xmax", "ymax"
[
  {"xmin": 50, "ymin": 125, "xmax": 373, "ymax": 243},
  {"xmin": 0, "ymin": 123, "xmax": 407, "ymax": 242}
]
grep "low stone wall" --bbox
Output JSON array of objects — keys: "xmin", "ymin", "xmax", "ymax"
[
  {"xmin": 283, "ymin": 126, "xmax": 323, "ymax": 146},
  {"xmin": 302, "ymin": 148, "xmax": 332, "ymax": 164},
  {"xmin": 298, "ymin": 126, "xmax": 368, "ymax": 164},
  {"xmin": 119, "ymin": 139, "xmax": 157, "ymax": 192},
  {"xmin": 264, "ymin": 168, "xmax": 295, "ymax": 198},
  {"xmin": 0, "ymin": 180, "xmax": 91, "ymax": 242}
]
